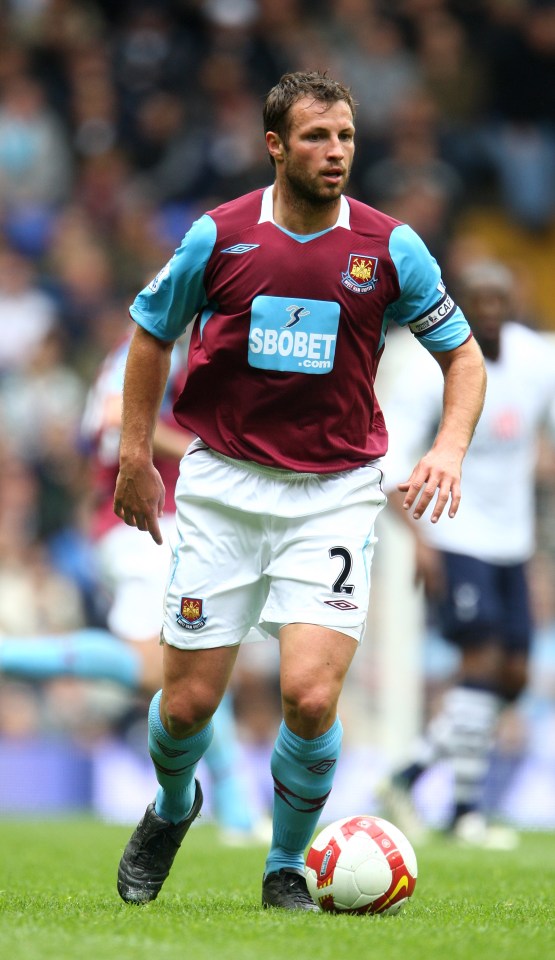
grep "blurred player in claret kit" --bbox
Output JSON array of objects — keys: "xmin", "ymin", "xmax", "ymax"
[
  {"xmin": 0, "ymin": 329, "xmax": 261, "ymax": 842},
  {"xmin": 380, "ymin": 260, "xmax": 555, "ymax": 849},
  {"xmin": 114, "ymin": 70, "xmax": 486, "ymax": 911}
]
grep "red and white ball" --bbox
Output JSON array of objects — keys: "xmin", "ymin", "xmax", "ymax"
[{"xmin": 305, "ymin": 815, "xmax": 418, "ymax": 915}]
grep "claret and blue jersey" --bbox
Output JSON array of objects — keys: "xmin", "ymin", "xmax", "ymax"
[{"xmin": 130, "ymin": 186, "xmax": 471, "ymax": 473}]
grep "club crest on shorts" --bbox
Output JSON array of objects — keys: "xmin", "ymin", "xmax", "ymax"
[
  {"xmin": 341, "ymin": 254, "xmax": 378, "ymax": 294},
  {"xmin": 176, "ymin": 597, "xmax": 207, "ymax": 630}
]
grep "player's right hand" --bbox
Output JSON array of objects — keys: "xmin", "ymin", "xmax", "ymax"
[{"xmin": 113, "ymin": 462, "xmax": 166, "ymax": 544}]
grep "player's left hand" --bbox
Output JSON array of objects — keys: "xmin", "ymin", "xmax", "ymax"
[{"xmin": 398, "ymin": 448, "xmax": 462, "ymax": 523}]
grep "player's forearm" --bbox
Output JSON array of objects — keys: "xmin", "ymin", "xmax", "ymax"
[
  {"xmin": 119, "ymin": 325, "xmax": 175, "ymax": 466},
  {"xmin": 432, "ymin": 337, "xmax": 486, "ymax": 462}
]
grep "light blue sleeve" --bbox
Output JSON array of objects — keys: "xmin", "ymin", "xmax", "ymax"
[
  {"xmin": 129, "ymin": 214, "xmax": 217, "ymax": 341},
  {"xmin": 384, "ymin": 223, "xmax": 471, "ymax": 352}
]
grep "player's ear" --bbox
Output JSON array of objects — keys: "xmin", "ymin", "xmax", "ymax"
[{"xmin": 266, "ymin": 131, "xmax": 285, "ymax": 163}]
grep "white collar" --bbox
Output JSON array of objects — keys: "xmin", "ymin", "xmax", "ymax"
[{"xmin": 258, "ymin": 185, "xmax": 351, "ymax": 231}]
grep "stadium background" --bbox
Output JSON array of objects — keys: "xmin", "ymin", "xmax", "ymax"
[{"xmin": 0, "ymin": 0, "xmax": 554, "ymax": 829}]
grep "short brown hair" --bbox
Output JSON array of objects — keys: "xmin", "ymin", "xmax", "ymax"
[{"xmin": 263, "ymin": 71, "xmax": 356, "ymax": 162}]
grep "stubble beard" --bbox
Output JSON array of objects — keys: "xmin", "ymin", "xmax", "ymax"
[{"xmin": 283, "ymin": 163, "xmax": 350, "ymax": 212}]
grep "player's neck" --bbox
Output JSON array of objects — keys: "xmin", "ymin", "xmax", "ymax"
[{"xmin": 271, "ymin": 182, "xmax": 341, "ymax": 235}]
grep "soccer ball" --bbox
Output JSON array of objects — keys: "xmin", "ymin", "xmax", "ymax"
[{"xmin": 305, "ymin": 814, "xmax": 417, "ymax": 915}]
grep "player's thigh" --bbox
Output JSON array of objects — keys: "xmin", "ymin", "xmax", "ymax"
[
  {"xmin": 162, "ymin": 497, "xmax": 267, "ymax": 649},
  {"xmin": 262, "ymin": 500, "xmax": 381, "ymax": 641},
  {"xmin": 279, "ymin": 622, "xmax": 358, "ymax": 705}
]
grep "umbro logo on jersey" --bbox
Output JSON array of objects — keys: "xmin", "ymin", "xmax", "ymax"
[{"xmin": 222, "ymin": 243, "xmax": 260, "ymax": 254}]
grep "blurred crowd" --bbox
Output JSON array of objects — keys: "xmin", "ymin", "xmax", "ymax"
[{"xmin": 1, "ymin": 0, "xmax": 555, "ymax": 818}]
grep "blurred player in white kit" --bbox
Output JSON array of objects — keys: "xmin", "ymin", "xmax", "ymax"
[{"xmin": 382, "ymin": 260, "xmax": 555, "ymax": 847}]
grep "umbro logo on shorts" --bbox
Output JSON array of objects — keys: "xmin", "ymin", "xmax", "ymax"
[{"xmin": 324, "ymin": 599, "xmax": 359, "ymax": 611}]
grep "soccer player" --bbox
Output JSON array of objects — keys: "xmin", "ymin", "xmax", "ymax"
[
  {"xmin": 0, "ymin": 330, "xmax": 261, "ymax": 841},
  {"xmin": 114, "ymin": 71, "xmax": 486, "ymax": 910},
  {"xmin": 381, "ymin": 259, "xmax": 555, "ymax": 847}
]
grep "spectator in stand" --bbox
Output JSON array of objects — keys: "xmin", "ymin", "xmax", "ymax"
[
  {"xmin": 475, "ymin": 1, "xmax": 555, "ymax": 230},
  {"xmin": 0, "ymin": 246, "xmax": 58, "ymax": 377},
  {"xmin": 361, "ymin": 91, "xmax": 463, "ymax": 261},
  {"xmin": 0, "ymin": 73, "xmax": 73, "ymax": 209}
]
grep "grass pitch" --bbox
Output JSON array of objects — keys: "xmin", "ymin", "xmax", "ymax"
[{"xmin": 0, "ymin": 818, "xmax": 554, "ymax": 960}]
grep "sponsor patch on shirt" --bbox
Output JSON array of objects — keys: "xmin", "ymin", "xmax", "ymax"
[
  {"xmin": 408, "ymin": 292, "xmax": 457, "ymax": 336},
  {"xmin": 248, "ymin": 295, "xmax": 340, "ymax": 374}
]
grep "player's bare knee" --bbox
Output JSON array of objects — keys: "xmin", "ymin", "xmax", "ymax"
[
  {"xmin": 161, "ymin": 688, "xmax": 217, "ymax": 738},
  {"xmin": 282, "ymin": 686, "xmax": 335, "ymax": 736}
]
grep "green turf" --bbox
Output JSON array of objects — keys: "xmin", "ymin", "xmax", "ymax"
[{"xmin": 0, "ymin": 818, "xmax": 554, "ymax": 960}]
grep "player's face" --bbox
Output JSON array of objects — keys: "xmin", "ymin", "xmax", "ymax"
[{"xmin": 277, "ymin": 97, "xmax": 355, "ymax": 205}]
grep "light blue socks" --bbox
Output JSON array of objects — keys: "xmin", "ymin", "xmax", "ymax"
[
  {"xmin": 265, "ymin": 717, "xmax": 343, "ymax": 876},
  {"xmin": 203, "ymin": 692, "xmax": 255, "ymax": 832},
  {"xmin": 148, "ymin": 690, "xmax": 214, "ymax": 823}
]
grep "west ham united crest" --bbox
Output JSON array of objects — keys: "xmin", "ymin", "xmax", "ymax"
[
  {"xmin": 176, "ymin": 597, "xmax": 207, "ymax": 630},
  {"xmin": 341, "ymin": 254, "xmax": 378, "ymax": 294}
]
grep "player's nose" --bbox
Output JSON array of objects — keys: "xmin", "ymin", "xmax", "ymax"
[{"xmin": 328, "ymin": 135, "xmax": 345, "ymax": 156}]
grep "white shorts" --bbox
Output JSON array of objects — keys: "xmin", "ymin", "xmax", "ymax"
[
  {"xmin": 161, "ymin": 444, "xmax": 386, "ymax": 650},
  {"xmin": 95, "ymin": 514, "xmax": 177, "ymax": 642}
]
